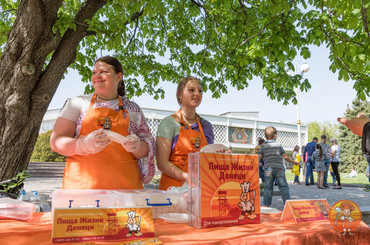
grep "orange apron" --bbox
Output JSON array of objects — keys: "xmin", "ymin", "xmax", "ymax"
[
  {"xmin": 63, "ymin": 93, "xmax": 143, "ymax": 189},
  {"xmin": 159, "ymin": 110, "xmax": 208, "ymax": 190}
]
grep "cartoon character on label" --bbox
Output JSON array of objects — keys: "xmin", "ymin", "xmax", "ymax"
[
  {"xmin": 334, "ymin": 202, "xmax": 355, "ymax": 235},
  {"xmin": 125, "ymin": 211, "xmax": 142, "ymax": 237},
  {"xmin": 191, "ymin": 137, "xmax": 201, "ymax": 151},
  {"xmin": 238, "ymin": 181, "xmax": 256, "ymax": 220},
  {"xmin": 103, "ymin": 117, "xmax": 112, "ymax": 130}
]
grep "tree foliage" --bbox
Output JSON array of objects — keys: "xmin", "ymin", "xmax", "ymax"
[
  {"xmin": 307, "ymin": 121, "xmax": 339, "ymax": 142},
  {"xmin": 0, "ymin": 0, "xmax": 368, "ymax": 180},
  {"xmin": 30, "ymin": 130, "xmax": 66, "ymax": 162},
  {"xmin": 301, "ymin": 0, "xmax": 370, "ymax": 99},
  {"xmin": 2, "ymin": 1, "xmax": 368, "ymax": 103},
  {"xmin": 338, "ymin": 98, "xmax": 370, "ymax": 173}
]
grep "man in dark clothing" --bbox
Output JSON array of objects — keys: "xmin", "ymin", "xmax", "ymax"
[{"xmin": 303, "ymin": 137, "xmax": 318, "ymax": 186}]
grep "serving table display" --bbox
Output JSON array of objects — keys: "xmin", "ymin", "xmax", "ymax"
[{"xmin": 1, "ymin": 211, "xmax": 370, "ymax": 245}]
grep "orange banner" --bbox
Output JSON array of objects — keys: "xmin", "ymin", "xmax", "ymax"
[{"xmin": 52, "ymin": 207, "xmax": 154, "ymax": 243}]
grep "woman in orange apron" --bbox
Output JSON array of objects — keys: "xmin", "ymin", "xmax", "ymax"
[
  {"xmin": 156, "ymin": 76, "xmax": 214, "ymax": 190},
  {"xmin": 50, "ymin": 56, "xmax": 155, "ymax": 189}
]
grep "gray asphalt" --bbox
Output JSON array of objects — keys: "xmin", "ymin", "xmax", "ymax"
[{"xmin": 264, "ymin": 181, "xmax": 370, "ymax": 211}]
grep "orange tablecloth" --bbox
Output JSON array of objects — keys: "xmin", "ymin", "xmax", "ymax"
[{"xmin": 0, "ymin": 212, "xmax": 369, "ymax": 245}]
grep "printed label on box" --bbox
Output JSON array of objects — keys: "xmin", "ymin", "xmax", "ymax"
[
  {"xmin": 199, "ymin": 153, "xmax": 260, "ymax": 228},
  {"xmin": 281, "ymin": 199, "xmax": 331, "ymax": 223},
  {"xmin": 52, "ymin": 207, "xmax": 154, "ymax": 243}
]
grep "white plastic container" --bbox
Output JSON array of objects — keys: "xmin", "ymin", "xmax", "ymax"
[
  {"xmin": 114, "ymin": 189, "xmax": 184, "ymax": 219},
  {"xmin": 51, "ymin": 189, "xmax": 116, "ymax": 213},
  {"xmin": 0, "ymin": 197, "xmax": 35, "ymax": 221}
]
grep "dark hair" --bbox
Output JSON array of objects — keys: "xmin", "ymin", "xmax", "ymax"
[
  {"xmin": 313, "ymin": 137, "xmax": 318, "ymax": 141},
  {"xmin": 95, "ymin": 56, "xmax": 125, "ymax": 96},
  {"xmin": 176, "ymin": 76, "xmax": 202, "ymax": 105},
  {"xmin": 316, "ymin": 144, "xmax": 323, "ymax": 159},
  {"xmin": 293, "ymin": 145, "xmax": 300, "ymax": 152},
  {"xmin": 264, "ymin": 126, "xmax": 277, "ymax": 140},
  {"xmin": 258, "ymin": 138, "xmax": 265, "ymax": 145}
]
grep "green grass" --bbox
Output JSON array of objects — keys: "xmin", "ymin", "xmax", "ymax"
[{"xmin": 285, "ymin": 170, "xmax": 370, "ymax": 185}]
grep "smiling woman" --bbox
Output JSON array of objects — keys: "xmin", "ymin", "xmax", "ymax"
[
  {"xmin": 92, "ymin": 58, "xmax": 122, "ymax": 101},
  {"xmin": 156, "ymin": 76, "xmax": 215, "ymax": 190},
  {"xmin": 49, "ymin": 56, "xmax": 155, "ymax": 190}
]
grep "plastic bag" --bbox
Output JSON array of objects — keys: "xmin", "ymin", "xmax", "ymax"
[{"xmin": 0, "ymin": 197, "xmax": 35, "ymax": 221}]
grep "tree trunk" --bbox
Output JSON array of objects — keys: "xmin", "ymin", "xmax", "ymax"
[{"xmin": 0, "ymin": 0, "xmax": 105, "ymax": 181}]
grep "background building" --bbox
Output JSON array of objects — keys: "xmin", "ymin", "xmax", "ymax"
[{"xmin": 41, "ymin": 107, "xmax": 308, "ymax": 155}]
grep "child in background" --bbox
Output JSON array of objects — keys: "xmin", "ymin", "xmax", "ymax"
[
  {"xmin": 258, "ymin": 126, "xmax": 299, "ymax": 206},
  {"xmin": 292, "ymin": 145, "xmax": 301, "ymax": 184},
  {"xmin": 312, "ymin": 144, "xmax": 330, "ymax": 189}
]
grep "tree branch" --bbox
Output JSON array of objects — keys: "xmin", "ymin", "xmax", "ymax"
[
  {"xmin": 240, "ymin": 13, "xmax": 282, "ymax": 46},
  {"xmin": 325, "ymin": 6, "xmax": 362, "ymax": 46},
  {"xmin": 37, "ymin": 0, "xmax": 106, "ymax": 98},
  {"xmin": 238, "ymin": 0, "xmax": 249, "ymax": 19},
  {"xmin": 361, "ymin": 0, "xmax": 369, "ymax": 37},
  {"xmin": 336, "ymin": 56, "xmax": 366, "ymax": 82},
  {"xmin": 190, "ymin": 0, "xmax": 203, "ymax": 9},
  {"xmin": 124, "ymin": 8, "xmax": 145, "ymax": 26},
  {"xmin": 126, "ymin": 18, "xmax": 139, "ymax": 49},
  {"xmin": 281, "ymin": 0, "xmax": 295, "ymax": 26}
]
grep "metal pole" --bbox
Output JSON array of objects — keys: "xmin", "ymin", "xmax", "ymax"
[
  {"xmin": 295, "ymin": 86, "xmax": 303, "ymax": 181},
  {"xmin": 294, "ymin": 64, "xmax": 304, "ymax": 182}
]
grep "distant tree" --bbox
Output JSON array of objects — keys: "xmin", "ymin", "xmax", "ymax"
[
  {"xmin": 338, "ymin": 98, "xmax": 370, "ymax": 173},
  {"xmin": 30, "ymin": 130, "xmax": 66, "ymax": 162},
  {"xmin": 307, "ymin": 121, "xmax": 339, "ymax": 142}
]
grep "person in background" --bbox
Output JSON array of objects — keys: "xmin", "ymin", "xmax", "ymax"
[
  {"xmin": 255, "ymin": 137, "xmax": 266, "ymax": 183},
  {"xmin": 319, "ymin": 135, "xmax": 331, "ymax": 188},
  {"xmin": 156, "ymin": 76, "xmax": 214, "ymax": 190},
  {"xmin": 292, "ymin": 145, "xmax": 301, "ymax": 184},
  {"xmin": 366, "ymin": 155, "xmax": 370, "ymax": 183},
  {"xmin": 50, "ymin": 56, "xmax": 155, "ymax": 189},
  {"xmin": 329, "ymin": 164, "xmax": 337, "ymax": 186},
  {"xmin": 257, "ymin": 126, "xmax": 299, "ymax": 206},
  {"xmin": 330, "ymin": 138, "xmax": 342, "ymax": 189},
  {"xmin": 338, "ymin": 113, "xmax": 370, "ymax": 183},
  {"xmin": 301, "ymin": 145, "xmax": 307, "ymax": 179},
  {"xmin": 303, "ymin": 137, "xmax": 318, "ymax": 186},
  {"xmin": 312, "ymin": 144, "xmax": 330, "ymax": 189}
]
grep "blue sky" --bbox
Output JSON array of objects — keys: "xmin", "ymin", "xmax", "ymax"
[{"xmin": 49, "ymin": 44, "xmax": 363, "ymax": 125}]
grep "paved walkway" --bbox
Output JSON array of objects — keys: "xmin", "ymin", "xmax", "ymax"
[
  {"xmin": 23, "ymin": 177, "xmax": 370, "ymax": 226},
  {"xmin": 264, "ymin": 182, "xmax": 370, "ymax": 211}
]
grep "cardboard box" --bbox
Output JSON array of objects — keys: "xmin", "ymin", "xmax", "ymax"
[{"xmin": 188, "ymin": 152, "xmax": 260, "ymax": 228}]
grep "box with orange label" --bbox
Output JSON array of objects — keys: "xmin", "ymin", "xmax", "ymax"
[
  {"xmin": 52, "ymin": 207, "xmax": 154, "ymax": 243},
  {"xmin": 188, "ymin": 152, "xmax": 260, "ymax": 228}
]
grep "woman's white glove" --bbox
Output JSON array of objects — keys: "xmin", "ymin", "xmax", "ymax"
[
  {"xmin": 104, "ymin": 130, "xmax": 141, "ymax": 153},
  {"xmin": 75, "ymin": 129, "xmax": 111, "ymax": 155},
  {"xmin": 122, "ymin": 134, "xmax": 141, "ymax": 152}
]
